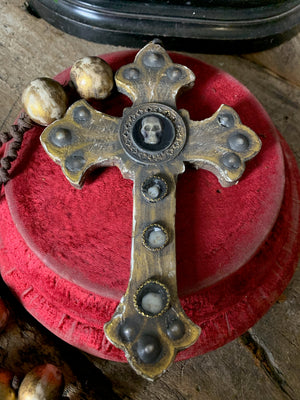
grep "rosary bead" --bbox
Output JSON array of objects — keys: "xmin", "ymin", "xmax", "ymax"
[
  {"xmin": 0, "ymin": 298, "xmax": 9, "ymax": 332},
  {"xmin": 18, "ymin": 364, "xmax": 64, "ymax": 400},
  {"xmin": 70, "ymin": 56, "xmax": 114, "ymax": 100},
  {"xmin": 22, "ymin": 78, "xmax": 68, "ymax": 126}
]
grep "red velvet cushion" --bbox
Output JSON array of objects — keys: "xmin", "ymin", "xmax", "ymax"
[{"xmin": 0, "ymin": 51, "xmax": 299, "ymax": 362}]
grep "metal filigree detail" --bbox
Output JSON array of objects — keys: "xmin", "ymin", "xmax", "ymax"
[
  {"xmin": 120, "ymin": 103, "xmax": 186, "ymax": 164},
  {"xmin": 142, "ymin": 223, "xmax": 169, "ymax": 251},
  {"xmin": 40, "ymin": 40, "xmax": 261, "ymax": 380},
  {"xmin": 133, "ymin": 279, "xmax": 171, "ymax": 318},
  {"xmin": 141, "ymin": 175, "xmax": 168, "ymax": 203}
]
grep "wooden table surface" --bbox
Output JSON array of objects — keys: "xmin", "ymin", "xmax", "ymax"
[{"xmin": 0, "ymin": 1, "xmax": 299, "ymax": 399}]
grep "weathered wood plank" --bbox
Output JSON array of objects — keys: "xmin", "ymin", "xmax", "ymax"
[
  {"xmin": 91, "ymin": 337, "xmax": 297, "ymax": 400},
  {"xmin": 0, "ymin": 1, "xmax": 299, "ymax": 399},
  {"xmin": 0, "ymin": 1, "xmax": 125, "ymax": 132},
  {"xmin": 244, "ymin": 33, "xmax": 300, "ymax": 88},
  {"xmin": 241, "ymin": 266, "xmax": 300, "ymax": 400},
  {"xmin": 0, "ymin": 278, "xmax": 120, "ymax": 399}
]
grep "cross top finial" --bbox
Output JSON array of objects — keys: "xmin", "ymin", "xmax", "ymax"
[
  {"xmin": 39, "ymin": 42, "xmax": 261, "ymax": 380},
  {"xmin": 115, "ymin": 41, "xmax": 195, "ymax": 107}
]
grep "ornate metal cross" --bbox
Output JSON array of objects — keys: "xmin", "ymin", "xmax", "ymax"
[{"xmin": 41, "ymin": 41, "xmax": 261, "ymax": 380}]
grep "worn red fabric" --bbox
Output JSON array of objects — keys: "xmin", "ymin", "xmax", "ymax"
[{"xmin": 0, "ymin": 51, "xmax": 299, "ymax": 362}]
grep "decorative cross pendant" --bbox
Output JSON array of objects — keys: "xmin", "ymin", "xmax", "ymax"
[{"xmin": 40, "ymin": 41, "xmax": 261, "ymax": 380}]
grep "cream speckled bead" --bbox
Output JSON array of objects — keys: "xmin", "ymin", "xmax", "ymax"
[
  {"xmin": 70, "ymin": 56, "xmax": 114, "ymax": 100},
  {"xmin": 22, "ymin": 78, "xmax": 68, "ymax": 126},
  {"xmin": 18, "ymin": 364, "xmax": 64, "ymax": 400}
]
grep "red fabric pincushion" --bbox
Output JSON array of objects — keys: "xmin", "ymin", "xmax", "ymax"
[{"xmin": 0, "ymin": 51, "xmax": 299, "ymax": 362}]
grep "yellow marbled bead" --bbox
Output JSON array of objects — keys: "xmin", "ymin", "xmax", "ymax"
[
  {"xmin": 18, "ymin": 364, "xmax": 64, "ymax": 400},
  {"xmin": 70, "ymin": 56, "xmax": 114, "ymax": 100},
  {"xmin": 22, "ymin": 78, "xmax": 68, "ymax": 126},
  {"xmin": 0, "ymin": 370, "xmax": 17, "ymax": 400},
  {"xmin": 0, "ymin": 383, "xmax": 16, "ymax": 400}
]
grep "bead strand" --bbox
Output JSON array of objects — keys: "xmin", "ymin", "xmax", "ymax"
[{"xmin": 0, "ymin": 113, "xmax": 34, "ymax": 189}]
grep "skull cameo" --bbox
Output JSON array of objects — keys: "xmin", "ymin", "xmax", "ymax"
[{"xmin": 141, "ymin": 116, "xmax": 162, "ymax": 145}]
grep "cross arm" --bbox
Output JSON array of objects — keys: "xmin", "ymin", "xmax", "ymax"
[
  {"xmin": 182, "ymin": 105, "xmax": 262, "ymax": 187},
  {"xmin": 40, "ymin": 100, "xmax": 122, "ymax": 188}
]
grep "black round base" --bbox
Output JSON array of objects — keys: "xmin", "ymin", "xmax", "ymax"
[{"xmin": 28, "ymin": 0, "xmax": 300, "ymax": 53}]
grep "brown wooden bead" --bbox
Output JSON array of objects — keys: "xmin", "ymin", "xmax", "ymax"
[
  {"xmin": 0, "ymin": 298, "xmax": 9, "ymax": 332},
  {"xmin": 70, "ymin": 56, "xmax": 114, "ymax": 100},
  {"xmin": 22, "ymin": 78, "xmax": 68, "ymax": 126},
  {"xmin": 18, "ymin": 364, "xmax": 64, "ymax": 400}
]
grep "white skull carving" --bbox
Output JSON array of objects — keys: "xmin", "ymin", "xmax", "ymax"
[{"xmin": 141, "ymin": 116, "xmax": 162, "ymax": 145}]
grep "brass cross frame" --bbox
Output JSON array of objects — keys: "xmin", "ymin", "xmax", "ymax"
[{"xmin": 41, "ymin": 42, "xmax": 261, "ymax": 380}]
